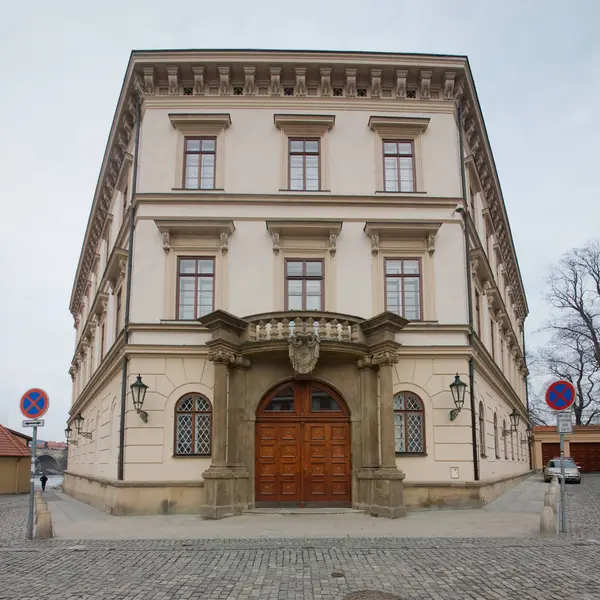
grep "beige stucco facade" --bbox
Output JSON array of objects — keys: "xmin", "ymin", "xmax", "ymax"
[{"xmin": 64, "ymin": 50, "xmax": 530, "ymax": 518}]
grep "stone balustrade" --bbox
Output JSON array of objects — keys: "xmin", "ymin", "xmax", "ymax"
[{"xmin": 244, "ymin": 312, "xmax": 365, "ymax": 343}]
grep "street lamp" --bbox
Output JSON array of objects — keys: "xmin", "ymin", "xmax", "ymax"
[
  {"xmin": 64, "ymin": 425, "xmax": 78, "ymax": 446},
  {"xmin": 131, "ymin": 374, "xmax": 149, "ymax": 423},
  {"xmin": 509, "ymin": 409, "xmax": 520, "ymax": 431},
  {"xmin": 74, "ymin": 413, "xmax": 92, "ymax": 439},
  {"xmin": 449, "ymin": 374, "xmax": 467, "ymax": 421}
]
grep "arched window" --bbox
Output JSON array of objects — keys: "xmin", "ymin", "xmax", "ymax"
[
  {"xmin": 393, "ymin": 392, "xmax": 425, "ymax": 454},
  {"xmin": 493, "ymin": 413, "xmax": 500, "ymax": 459},
  {"xmin": 503, "ymin": 419, "xmax": 508, "ymax": 459},
  {"xmin": 175, "ymin": 393, "xmax": 212, "ymax": 456},
  {"xmin": 478, "ymin": 402, "xmax": 486, "ymax": 458}
]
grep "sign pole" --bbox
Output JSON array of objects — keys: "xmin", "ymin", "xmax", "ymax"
[
  {"xmin": 559, "ymin": 432, "xmax": 567, "ymax": 533},
  {"xmin": 27, "ymin": 425, "xmax": 38, "ymax": 540}
]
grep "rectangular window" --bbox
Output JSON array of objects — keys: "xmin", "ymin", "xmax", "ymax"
[
  {"xmin": 100, "ymin": 322, "xmax": 105, "ymax": 359},
  {"xmin": 385, "ymin": 259, "xmax": 421, "ymax": 320},
  {"xmin": 469, "ymin": 187, "xmax": 476, "ymax": 218},
  {"xmin": 104, "ymin": 232, "xmax": 110, "ymax": 267},
  {"xmin": 383, "ymin": 141, "xmax": 415, "ymax": 192},
  {"xmin": 177, "ymin": 258, "xmax": 215, "ymax": 319},
  {"xmin": 500, "ymin": 339, "xmax": 505, "ymax": 372},
  {"xmin": 122, "ymin": 183, "xmax": 128, "ymax": 220},
  {"xmin": 115, "ymin": 290, "xmax": 122, "ymax": 338},
  {"xmin": 285, "ymin": 259, "xmax": 323, "ymax": 310},
  {"xmin": 184, "ymin": 137, "xmax": 216, "ymax": 190},
  {"xmin": 489, "ymin": 318, "xmax": 495, "ymax": 359},
  {"xmin": 289, "ymin": 139, "xmax": 320, "ymax": 191},
  {"xmin": 475, "ymin": 291, "xmax": 481, "ymax": 335}
]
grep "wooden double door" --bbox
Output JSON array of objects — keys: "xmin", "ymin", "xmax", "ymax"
[{"xmin": 255, "ymin": 381, "xmax": 351, "ymax": 506}]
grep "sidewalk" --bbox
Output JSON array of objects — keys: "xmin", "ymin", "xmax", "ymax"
[{"xmin": 42, "ymin": 475, "xmax": 548, "ymax": 540}]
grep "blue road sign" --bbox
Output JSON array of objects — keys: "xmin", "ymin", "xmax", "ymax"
[
  {"xmin": 545, "ymin": 380, "xmax": 575, "ymax": 411},
  {"xmin": 20, "ymin": 388, "xmax": 50, "ymax": 419}
]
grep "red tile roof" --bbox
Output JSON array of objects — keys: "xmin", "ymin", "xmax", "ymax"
[{"xmin": 0, "ymin": 424, "xmax": 31, "ymax": 457}]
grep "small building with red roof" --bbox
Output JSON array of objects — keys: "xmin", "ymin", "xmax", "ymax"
[{"xmin": 0, "ymin": 424, "xmax": 32, "ymax": 494}]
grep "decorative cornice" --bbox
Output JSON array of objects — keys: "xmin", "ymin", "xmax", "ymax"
[
  {"xmin": 273, "ymin": 113, "xmax": 335, "ymax": 136},
  {"xmin": 155, "ymin": 218, "xmax": 235, "ymax": 254},
  {"xmin": 364, "ymin": 220, "xmax": 441, "ymax": 256}
]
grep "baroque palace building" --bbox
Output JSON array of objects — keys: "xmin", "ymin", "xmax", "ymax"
[{"xmin": 64, "ymin": 49, "xmax": 531, "ymax": 518}]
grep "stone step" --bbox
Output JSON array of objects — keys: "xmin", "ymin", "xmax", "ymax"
[{"xmin": 247, "ymin": 507, "xmax": 362, "ymax": 515}]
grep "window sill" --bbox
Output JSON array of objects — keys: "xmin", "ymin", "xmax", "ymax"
[
  {"xmin": 171, "ymin": 188, "xmax": 225, "ymax": 192},
  {"xmin": 278, "ymin": 189, "xmax": 332, "ymax": 193},
  {"xmin": 395, "ymin": 452, "xmax": 427, "ymax": 457},
  {"xmin": 375, "ymin": 190, "xmax": 427, "ymax": 195},
  {"xmin": 173, "ymin": 454, "xmax": 212, "ymax": 459}
]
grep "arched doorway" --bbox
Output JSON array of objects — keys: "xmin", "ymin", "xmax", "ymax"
[{"xmin": 255, "ymin": 380, "xmax": 351, "ymax": 507}]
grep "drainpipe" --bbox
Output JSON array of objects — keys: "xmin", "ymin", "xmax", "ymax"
[
  {"xmin": 523, "ymin": 322, "xmax": 533, "ymax": 470},
  {"xmin": 457, "ymin": 101, "xmax": 480, "ymax": 482},
  {"xmin": 118, "ymin": 95, "xmax": 142, "ymax": 481}
]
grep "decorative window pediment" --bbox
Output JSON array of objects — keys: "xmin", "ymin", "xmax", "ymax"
[
  {"xmin": 168, "ymin": 113, "xmax": 231, "ymax": 135},
  {"xmin": 364, "ymin": 220, "xmax": 441, "ymax": 256},
  {"xmin": 266, "ymin": 220, "xmax": 342, "ymax": 256},
  {"xmin": 105, "ymin": 247, "xmax": 128, "ymax": 290},
  {"xmin": 274, "ymin": 114, "xmax": 335, "ymax": 136},
  {"xmin": 155, "ymin": 218, "xmax": 235, "ymax": 253},
  {"xmin": 369, "ymin": 116, "xmax": 430, "ymax": 136}
]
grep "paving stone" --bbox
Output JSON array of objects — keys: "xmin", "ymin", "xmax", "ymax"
[{"xmin": 1, "ymin": 477, "xmax": 600, "ymax": 598}]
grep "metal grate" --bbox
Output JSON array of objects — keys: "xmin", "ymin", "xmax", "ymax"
[
  {"xmin": 407, "ymin": 413, "xmax": 424, "ymax": 452},
  {"xmin": 176, "ymin": 414, "xmax": 193, "ymax": 454},
  {"xmin": 394, "ymin": 413, "xmax": 405, "ymax": 452}
]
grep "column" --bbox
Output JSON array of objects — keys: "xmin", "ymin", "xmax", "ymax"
[
  {"xmin": 227, "ymin": 358, "xmax": 251, "ymax": 466},
  {"xmin": 358, "ymin": 359, "xmax": 379, "ymax": 468},
  {"xmin": 378, "ymin": 361, "xmax": 396, "ymax": 468},
  {"xmin": 209, "ymin": 352, "xmax": 229, "ymax": 465}
]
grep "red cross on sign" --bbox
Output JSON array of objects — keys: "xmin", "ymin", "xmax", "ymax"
[{"xmin": 20, "ymin": 388, "xmax": 50, "ymax": 419}]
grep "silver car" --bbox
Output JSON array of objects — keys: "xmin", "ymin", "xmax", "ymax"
[{"xmin": 543, "ymin": 458, "xmax": 581, "ymax": 484}]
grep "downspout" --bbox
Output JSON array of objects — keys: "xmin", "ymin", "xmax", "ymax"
[
  {"xmin": 523, "ymin": 322, "xmax": 533, "ymax": 470},
  {"xmin": 457, "ymin": 101, "xmax": 479, "ymax": 482},
  {"xmin": 118, "ymin": 96, "xmax": 142, "ymax": 481}
]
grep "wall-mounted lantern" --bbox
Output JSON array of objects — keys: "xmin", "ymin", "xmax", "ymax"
[
  {"xmin": 449, "ymin": 374, "xmax": 467, "ymax": 421},
  {"xmin": 131, "ymin": 374, "xmax": 149, "ymax": 423},
  {"xmin": 74, "ymin": 413, "xmax": 92, "ymax": 439}
]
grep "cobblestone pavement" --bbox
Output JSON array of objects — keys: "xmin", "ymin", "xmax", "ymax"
[
  {"xmin": 1, "ymin": 477, "xmax": 600, "ymax": 599},
  {"xmin": 566, "ymin": 472, "xmax": 600, "ymax": 539}
]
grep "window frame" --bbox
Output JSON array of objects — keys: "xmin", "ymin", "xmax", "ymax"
[
  {"xmin": 475, "ymin": 290, "xmax": 481, "ymax": 335},
  {"xmin": 489, "ymin": 318, "xmax": 496, "ymax": 359},
  {"xmin": 384, "ymin": 257, "xmax": 423, "ymax": 321},
  {"xmin": 287, "ymin": 138, "xmax": 321, "ymax": 192},
  {"xmin": 382, "ymin": 139, "xmax": 416, "ymax": 193},
  {"xmin": 115, "ymin": 289, "xmax": 122, "ymax": 339},
  {"xmin": 494, "ymin": 413, "xmax": 500, "ymax": 459},
  {"xmin": 183, "ymin": 136, "xmax": 217, "ymax": 191},
  {"xmin": 173, "ymin": 393, "xmax": 213, "ymax": 457},
  {"xmin": 284, "ymin": 258, "xmax": 325, "ymax": 311},
  {"xmin": 479, "ymin": 401, "xmax": 486, "ymax": 458},
  {"xmin": 393, "ymin": 391, "xmax": 426, "ymax": 455},
  {"xmin": 503, "ymin": 419, "xmax": 508, "ymax": 459},
  {"xmin": 176, "ymin": 256, "xmax": 216, "ymax": 321}
]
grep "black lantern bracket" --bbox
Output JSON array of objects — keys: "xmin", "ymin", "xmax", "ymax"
[
  {"xmin": 131, "ymin": 374, "xmax": 149, "ymax": 423},
  {"xmin": 449, "ymin": 374, "xmax": 467, "ymax": 422}
]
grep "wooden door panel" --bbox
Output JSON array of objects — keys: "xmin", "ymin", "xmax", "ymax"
[
  {"xmin": 541, "ymin": 443, "xmax": 560, "ymax": 467},
  {"xmin": 303, "ymin": 422, "xmax": 351, "ymax": 503},
  {"xmin": 571, "ymin": 443, "xmax": 600, "ymax": 472},
  {"xmin": 256, "ymin": 423, "xmax": 301, "ymax": 502}
]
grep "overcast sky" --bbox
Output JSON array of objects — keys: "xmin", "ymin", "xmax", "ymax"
[{"xmin": 1, "ymin": 0, "xmax": 598, "ymax": 441}]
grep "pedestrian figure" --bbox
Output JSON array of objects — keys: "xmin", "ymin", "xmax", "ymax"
[{"xmin": 40, "ymin": 474, "xmax": 48, "ymax": 492}]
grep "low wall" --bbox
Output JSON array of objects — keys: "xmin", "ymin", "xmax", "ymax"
[
  {"xmin": 63, "ymin": 472, "xmax": 204, "ymax": 516},
  {"xmin": 404, "ymin": 471, "xmax": 532, "ymax": 510}
]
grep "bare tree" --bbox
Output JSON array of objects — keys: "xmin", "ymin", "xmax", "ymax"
[
  {"xmin": 534, "ymin": 239, "xmax": 600, "ymax": 425},
  {"xmin": 533, "ymin": 333, "xmax": 600, "ymax": 425},
  {"xmin": 546, "ymin": 240, "xmax": 600, "ymax": 370}
]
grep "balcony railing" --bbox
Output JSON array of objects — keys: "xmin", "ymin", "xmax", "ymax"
[{"xmin": 244, "ymin": 311, "xmax": 364, "ymax": 343}]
